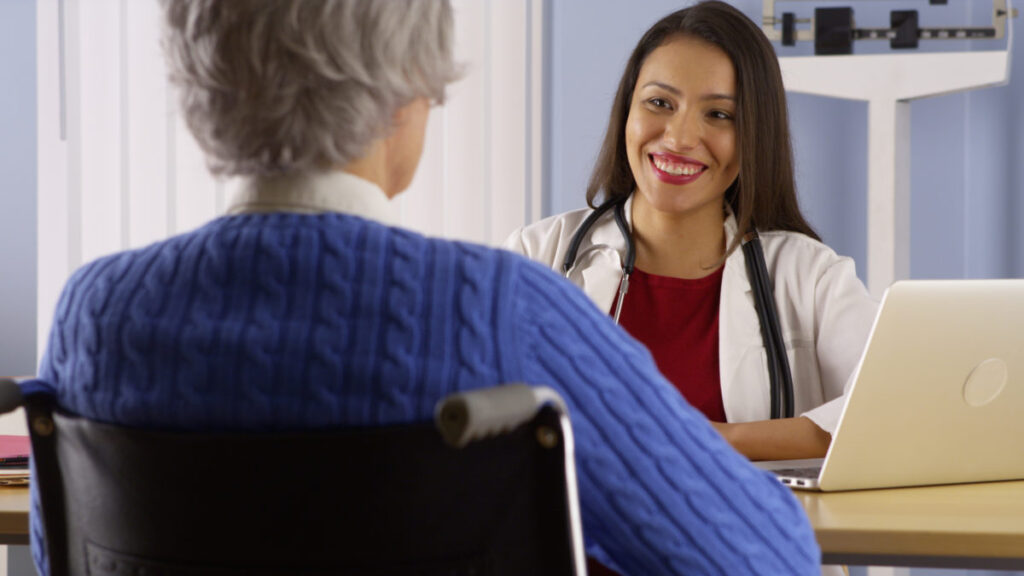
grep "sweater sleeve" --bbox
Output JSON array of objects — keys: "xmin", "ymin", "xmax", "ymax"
[{"xmin": 505, "ymin": 259, "xmax": 820, "ymax": 575}]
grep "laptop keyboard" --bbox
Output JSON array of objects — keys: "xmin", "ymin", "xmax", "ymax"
[{"xmin": 773, "ymin": 466, "xmax": 822, "ymax": 480}]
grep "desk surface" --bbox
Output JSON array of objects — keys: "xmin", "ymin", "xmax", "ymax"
[
  {"xmin": 0, "ymin": 487, "xmax": 29, "ymax": 545},
  {"xmin": 797, "ymin": 479, "xmax": 1024, "ymax": 569},
  {"xmin": 1, "ymin": 480, "xmax": 1023, "ymax": 567}
]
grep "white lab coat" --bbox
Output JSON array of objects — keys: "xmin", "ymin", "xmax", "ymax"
[{"xmin": 503, "ymin": 196, "xmax": 878, "ymax": 434}]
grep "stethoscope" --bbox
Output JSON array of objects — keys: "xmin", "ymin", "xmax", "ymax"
[{"xmin": 562, "ymin": 195, "xmax": 795, "ymax": 420}]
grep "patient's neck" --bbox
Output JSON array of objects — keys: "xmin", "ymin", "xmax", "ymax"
[{"xmin": 340, "ymin": 140, "xmax": 392, "ymax": 197}]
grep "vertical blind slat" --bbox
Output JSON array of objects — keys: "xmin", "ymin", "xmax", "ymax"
[
  {"xmin": 445, "ymin": 0, "xmax": 489, "ymax": 244},
  {"xmin": 126, "ymin": 0, "xmax": 169, "ymax": 249},
  {"xmin": 398, "ymin": 106, "xmax": 446, "ymax": 238},
  {"xmin": 166, "ymin": 87, "xmax": 178, "ymax": 236},
  {"xmin": 79, "ymin": 0, "xmax": 123, "ymax": 265},
  {"xmin": 529, "ymin": 0, "xmax": 545, "ymax": 225},
  {"xmin": 481, "ymin": 0, "xmax": 493, "ymax": 245},
  {"xmin": 172, "ymin": 113, "xmax": 216, "ymax": 235},
  {"xmin": 65, "ymin": 0, "xmax": 82, "ymax": 275},
  {"xmin": 120, "ymin": 0, "xmax": 130, "ymax": 250},
  {"xmin": 488, "ymin": 0, "xmax": 528, "ymax": 245},
  {"xmin": 37, "ymin": 0, "xmax": 71, "ymax": 358}
]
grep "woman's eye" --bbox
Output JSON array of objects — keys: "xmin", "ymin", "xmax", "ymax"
[
  {"xmin": 647, "ymin": 98, "xmax": 671, "ymax": 109},
  {"xmin": 709, "ymin": 110, "xmax": 733, "ymax": 121}
]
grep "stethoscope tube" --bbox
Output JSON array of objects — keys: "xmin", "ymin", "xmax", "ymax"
[
  {"xmin": 563, "ymin": 197, "xmax": 635, "ymax": 324},
  {"xmin": 562, "ymin": 196, "xmax": 626, "ymax": 275},
  {"xmin": 564, "ymin": 196, "xmax": 795, "ymax": 420},
  {"xmin": 741, "ymin": 232, "xmax": 795, "ymax": 420}
]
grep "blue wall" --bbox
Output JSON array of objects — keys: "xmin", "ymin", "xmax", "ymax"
[
  {"xmin": 0, "ymin": 2, "xmax": 38, "ymax": 571},
  {"xmin": 545, "ymin": 0, "xmax": 1024, "ymax": 283},
  {"xmin": 0, "ymin": 0, "xmax": 38, "ymax": 377}
]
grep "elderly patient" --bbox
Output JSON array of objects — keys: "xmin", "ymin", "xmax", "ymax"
[{"xmin": 33, "ymin": 1, "xmax": 820, "ymax": 574}]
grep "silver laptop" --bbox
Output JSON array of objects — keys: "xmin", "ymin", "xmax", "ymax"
[{"xmin": 758, "ymin": 279, "xmax": 1024, "ymax": 491}]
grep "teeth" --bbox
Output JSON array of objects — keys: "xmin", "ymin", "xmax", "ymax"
[{"xmin": 653, "ymin": 156, "xmax": 702, "ymax": 176}]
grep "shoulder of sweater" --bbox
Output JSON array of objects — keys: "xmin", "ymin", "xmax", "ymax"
[
  {"xmin": 502, "ymin": 249, "xmax": 616, "ymax": 331},
  {"xmin": 60, "ymin": 219, "xmax": 235, "ymax": 296}
]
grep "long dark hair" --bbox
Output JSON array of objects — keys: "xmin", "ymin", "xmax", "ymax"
[{"xmin": 586, "ymin": 0, "xmax": 819, "ymax": 245}]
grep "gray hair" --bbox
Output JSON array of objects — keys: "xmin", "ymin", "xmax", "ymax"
[{"xmin": 161, "ymin": 0, "xmax": 460, "ymax": 176}]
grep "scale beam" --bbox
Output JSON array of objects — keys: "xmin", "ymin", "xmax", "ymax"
[{"xmin": 766, "ymin": 0, "xmax": 1014, "ymax": 296}]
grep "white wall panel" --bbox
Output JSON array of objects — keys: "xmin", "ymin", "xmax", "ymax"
[
  {"xmin": 36, "ymin": 0, "xmax": 72, "ymax": 359},
  {"xmin": 401, "ymin": 0, "xmax": 541, "ymax": 246},
  {"xmin": 78, "ymin": 0, "xmax": 123, "ymax": 265},
  {"xmin": 441, "ymin": 0, "xmax": 489, "ymax": 243},
  {"xmin": 125, "ymin": 0, "xmax": 170, "ymax": 249},
  {"xmin": 529, "ymin": 0, "xmax": 545, "ymax": 226},
  {"xmin": 488, "ymin": 0, "xmax": 528, "ymax": 246},
  {"xmin": 397, "ymin": 106, "xmax": 447, "ymax": 238},
  {"xmin": 172, "ymin": 113, "xmax": 217, "ymax": 235}
]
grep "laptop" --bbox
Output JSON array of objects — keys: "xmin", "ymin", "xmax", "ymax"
[{"xmin": 757, "ymin": 279, "xmax": 1024, "ymax": 491}]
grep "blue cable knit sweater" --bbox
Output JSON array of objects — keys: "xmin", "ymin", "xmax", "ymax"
[{"xmin": 36, "ymin": 212, "xmax": 819, "ymax": 575}]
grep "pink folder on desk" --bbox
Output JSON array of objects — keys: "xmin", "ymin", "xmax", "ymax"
[{"xmin": 0, "ymin": 435, "xmax": 29, "ymax": 465}]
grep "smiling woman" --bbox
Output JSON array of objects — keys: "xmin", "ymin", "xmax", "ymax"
[
  {"xmin": 506, "ymin": 0, "xmax": 877, "ymax": 464},
  {"xmin": 504, "ymin": 10, "xmax": 877, "ymax": 572}
]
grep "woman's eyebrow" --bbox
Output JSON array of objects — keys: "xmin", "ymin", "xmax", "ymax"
[
  {"xmin": 641, "ymin": 81, "xmax": 681, "ymax": 95},
  {"xmin": 640, "ymin": 82, "xmax": 735, "ymax": 102}
]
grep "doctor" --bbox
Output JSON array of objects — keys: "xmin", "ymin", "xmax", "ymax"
[{"xmin": 506, "ymin": 0, "xmax": 878, "ymax": 461}]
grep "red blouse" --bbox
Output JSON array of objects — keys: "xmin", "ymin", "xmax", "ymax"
[{"xmin": 615, "ymin": 265, "xmax": 726, "ymax": 422}]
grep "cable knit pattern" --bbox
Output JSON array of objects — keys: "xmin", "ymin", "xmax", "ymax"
[
  {"xmin": 34, "ymin": 212, "xmax": 819, "ymax": 576},
  {"xmin": 305, "ymin": 224, "xmax": 353, "ymax": 425},
  {"xmin": 377, "ymin": 228, "xmax": 423, "ymax": 421},
  {"xmin": 455, "ymin": 244, "xmax": 496, "ymax": 389}
]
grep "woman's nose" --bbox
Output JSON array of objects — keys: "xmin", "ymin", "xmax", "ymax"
[{"xmin": 663, "ymin": 109, "xmax": 700, "ymax": 150}]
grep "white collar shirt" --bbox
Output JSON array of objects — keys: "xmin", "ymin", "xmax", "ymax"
[{"xmin": 226, "ymin": 171, "xmax": 397, "ymax": 226}]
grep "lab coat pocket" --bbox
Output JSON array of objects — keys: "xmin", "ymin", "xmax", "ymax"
[
  {"xmin": 786, "ymin": 341, "xmax": 823, "ymax": 414},
  {"xmin": 720, "ymin": 338, "xmax": 823, "ymax": 420},
  {"xmin": 722, "ymin": 346, "xmax": 772, "ymax": 422},
  {"xmin": 728, "ymin": 342, "xmax": 821, "ymax": 421}
]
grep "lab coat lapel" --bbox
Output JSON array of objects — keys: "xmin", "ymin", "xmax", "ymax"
[{"xmin": 718, "ymin": 213, "xmax": 772, "ymax": 423}]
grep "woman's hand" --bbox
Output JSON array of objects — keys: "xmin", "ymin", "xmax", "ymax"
[{"xmin": 711, "ymin": 417, "xmax": 832, "ymax": 461}]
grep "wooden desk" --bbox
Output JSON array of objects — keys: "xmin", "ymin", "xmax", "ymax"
[
  {"xmin": 1, "ymin": 479, "xmax": 1023, "ymax": 567},
  {"xmin": 0, "ymin": 487, "xmax": 28, "ymax": 545},
  {"xmin": 797, "ymin": 480, "xmax": 1024, "ymax": 569}
]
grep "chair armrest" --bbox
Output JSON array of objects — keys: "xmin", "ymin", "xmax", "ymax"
[
  {"xmin": 434, "ymin": 384, "xmax": 567, "ymax": 448},
  {"xmin": 0, "ymin": 378, "xmax": 24, "ymax": 415}
]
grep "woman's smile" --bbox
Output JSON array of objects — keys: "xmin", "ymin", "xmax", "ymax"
[{"xmin": 649, "ymin": 152, "xmax": 707, "ymax": 184}]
